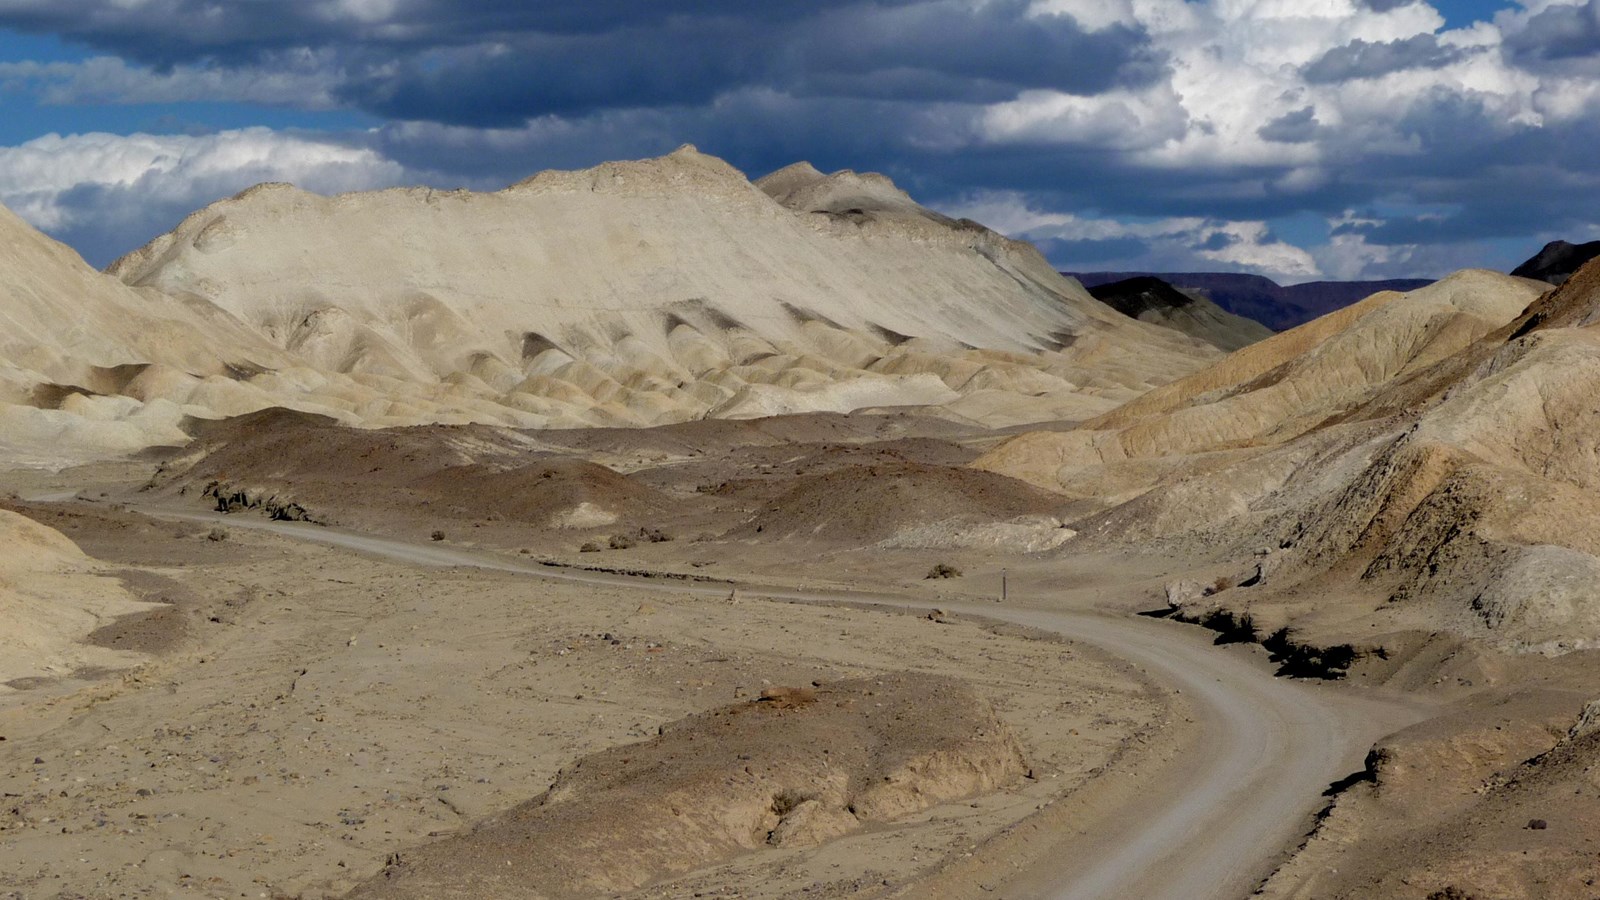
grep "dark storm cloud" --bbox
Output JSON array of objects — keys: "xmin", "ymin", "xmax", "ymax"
[
  {"xmin": 1353, "ymin": 0, "xmax": 1420, "ymax": 11},
  {"xmin": 0, "ymin": 0, "xmax": 1163, "ymax": 126},
  {"xmin": 4, "ymin": 0, "xmax": 1596, "ymax": 281},
  {"xmin": 0, "ymin": 1, "xmax": 916, "ymax": 63},
  {"xmin": 342, "ymin": 2, "xmax": 1164, "ymax": 126},
  {"xmin": 1302, "ymin": 34, "xmax": 1465, "ymax": 83},
  {"xmin": 1256, "ymin": 106, "xmax": 1318, "ymax": 143},
  {"xmin": 1504, "ymin": 0, "xmax": 1600, "ymax": 63},
  {"xmin": 791, "ymin": 4, "xmax": 1163, "ymax": 97}
]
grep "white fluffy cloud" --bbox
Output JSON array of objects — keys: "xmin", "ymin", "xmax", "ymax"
[
  {"xmin": 942, "ymin": 190, "xmax": 1320, "ymax": 281},
  {"xmin": 1005, "ymin": 0, "xmax": 1566, "ymax": 175},
  {"xmin": 961, "ymin": 1, "xmax": 1600, "ymax": 276},
  {"xmin": 0, "ymin": 129, "xmax": 406, "ymax": 261},
  {"xmin": 0, "ymin": 1, "xmax": 1596, "ymax": 278}
]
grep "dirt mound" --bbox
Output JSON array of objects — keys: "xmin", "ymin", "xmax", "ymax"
[
  {"xmin": 348, "ymin": 673, "xmax": 1025, "ymax": 899},
  {"xmin": 1262, "ymin": 688, "xmax": 1600, "ymax": 899},
  {"xmin": 0, "ymin": 508, "xmax": 156, "ymax": 698},
  {"xmin": 157, "ymin": 408, "xmax": 678, "ymax": 532},
  {"xmin": 734, "ymin": 461, "xmax": 1065, "ymax": 543},
  {"xmin": 415, "ymin": 458, "xmax": 673, "ymax": 529},
  {"xmin": 533, "ymin": 410, "xmax": 979, "ymax": 463}
]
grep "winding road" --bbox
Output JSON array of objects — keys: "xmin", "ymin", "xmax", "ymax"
[{"xmin": 141, "ymin": 507, "xmax": 1427, "ymax": 900}]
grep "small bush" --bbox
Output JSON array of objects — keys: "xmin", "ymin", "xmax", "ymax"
[
  {"xmin": 638, "ymin": 526, "xmax": 672, "ymax": 543},
  {"xmin": 1264, "ymin": 627, "xmax": 1358, "ymax": 679},
  {"xmin": 1201, "ymin": 609, "xmax": 1258, "ymax": 644},
  {"xmin": 608, "ymin": 534, "xmax": 635, "ymax": 550},
  {"xmin": 206, "ymin": 527, "xmax": 229, "ymax": 542},
  {"xmin": 925, "ymin": 563, "xmax": 962, "ymax": 579},
  {"xmin": 770, "ymin": 789, "xmax": 812, "ymax": 817},
  {"xmin": 430, "ymin": 530, "xmax": 446, "ymax": 542},
  {"xmin": 580, "ymin": 541, "xmax": 603, "ymax": 553}
]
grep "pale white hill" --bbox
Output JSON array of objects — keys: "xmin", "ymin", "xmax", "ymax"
[
  {"xmin": 0, "ymin": 508, "xmax": 157, "ymax": 699},
  {"xmin": 0, "ymin": 202, "xmax": 582, "ymax": 464},
  {"xmin": 108, "ymin": 146, "xmax": 1217, "ymax": 433},
  {"xmin": 0, "ymin": 201, "xmax": 295, "ymax": 461}
]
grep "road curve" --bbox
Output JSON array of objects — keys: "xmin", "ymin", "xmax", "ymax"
[{"xmin": 138, "ymin": 508, "xmax": 1426, "ymax": 900}]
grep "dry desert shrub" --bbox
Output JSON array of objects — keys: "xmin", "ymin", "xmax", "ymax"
[
  {"xmin": 926, "ymin": 563, "xmax": 963, "ymax": 579},
  {"xmin": 430, "ymin": 530, "xmax": 446, "ymax": 542}
]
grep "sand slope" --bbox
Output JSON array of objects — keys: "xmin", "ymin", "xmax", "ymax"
[
  {"xmin": 0, "ymin": 508, "xmax": 155, "ymax": 695},
  {"xmin": 99, "ymin": 147, "xmax": 1214, "ymax": 438},
  {"xmin": 0, "ymin": 149, "xmax": 1223, "ymax": 464},
  {"xmin": 973, "ymin": 270, "xmax": 1541, "ymax": 494},
  {"xmin": 970, "ymin": 263, "xmax": 1600, "ymax": 650}
]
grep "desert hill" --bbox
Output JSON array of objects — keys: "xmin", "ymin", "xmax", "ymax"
[
  {"xmin": 1087, "ymin": 275, "xmax": 1273, "ymax": 351},
  {"xmin": 0, "ymin": 148, "xmax": 1227, "ymax": 464},
  {"xmin": 974, "ymin": 271, "xmax": 1541, "ymax": 495},
  {"xmin": 1511, "ymin": 238, "xmax": 1600, "ymax": 285},
  {"xmin": 104, "ymin": 147, "xmax": 1219, "ymax": 430},
  {"xmin": 1071, "ymin": 271, "xmax": 1434, "ymax": 331},
  {"xmin": 972, "ymin": 263, "xmax": 1600, "ymax": 652},
  {"xmin": 0, "ymin": 202, "xmax": 295, "ymax": 461},
  {"xmin": 147, "ymin": 407, "xmax": 688, "ymax": 539}
]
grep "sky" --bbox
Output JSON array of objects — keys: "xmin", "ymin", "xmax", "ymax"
[{"xmin": 0, "ymin": 1, "xmax": 1596, "ymax": 282}]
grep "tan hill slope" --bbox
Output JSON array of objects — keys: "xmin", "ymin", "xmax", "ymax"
[
  {"xmin": 0, "ymin": 508, "xmax": 157, "ymax": 697},
  {"xmin": 973, "ymin": 263, "xmax": 1600, "ymax": 653},
  {"xmin": 348, "ymin": 674, "xmax": 1023, "ymax": 899},
  {"xmin": 1260, "ymin": 685, "xmax": 1600, "ymax": 900},
  {"xmin": 0, "ymin": 202, "xmax": 297, "ymax": 461},
  {"xmin": 973, "ymin": 271, "xmax": 1542, "ymax": 497},
  {"xmin": 2, "ymin": 148, "xmax": 1221, "ymax": 464},
  {"xmin": 105, "ymin": 146, "xmax": 1217, "ymax": 433}
]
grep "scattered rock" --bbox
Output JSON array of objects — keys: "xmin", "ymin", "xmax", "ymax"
[{"xmin": 1164, "ymin": 579, "xmax": 1204, "ymax": 609}]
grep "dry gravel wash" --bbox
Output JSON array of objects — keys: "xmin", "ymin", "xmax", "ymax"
[{"xmin": 138, "ymin": 508, "xmax": 1427, "ymax": 900}]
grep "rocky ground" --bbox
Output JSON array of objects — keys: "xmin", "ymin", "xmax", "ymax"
[
  {"xmin": 0, "ymin": 451, "xmax": 1172, "ymax": 899},
  {"xmin": 3, "ymin": 395, "xmax": 1598, "ymax": 899}
]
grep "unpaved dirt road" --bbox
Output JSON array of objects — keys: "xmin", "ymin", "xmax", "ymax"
[{"xmin": 140, "ymin": 508, "xmax": 1426, "ymax": 900}]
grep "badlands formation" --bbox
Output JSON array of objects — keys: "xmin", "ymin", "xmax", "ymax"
[{"xmin": 2, "ymin": 148, "xmax": 1599, "ymax": 900}]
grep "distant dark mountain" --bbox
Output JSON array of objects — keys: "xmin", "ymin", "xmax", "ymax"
[
  {"xmin": 1087, "ymin": 275, "xmax": 1274, "ymax": 351},
  {"xmin": 1511, "ymin": 240, "xmax": 1600, "ymax": 285},
  {"xmin": 1069, "ymin": 272, "xmax": 1434, "ymax": 331}
]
